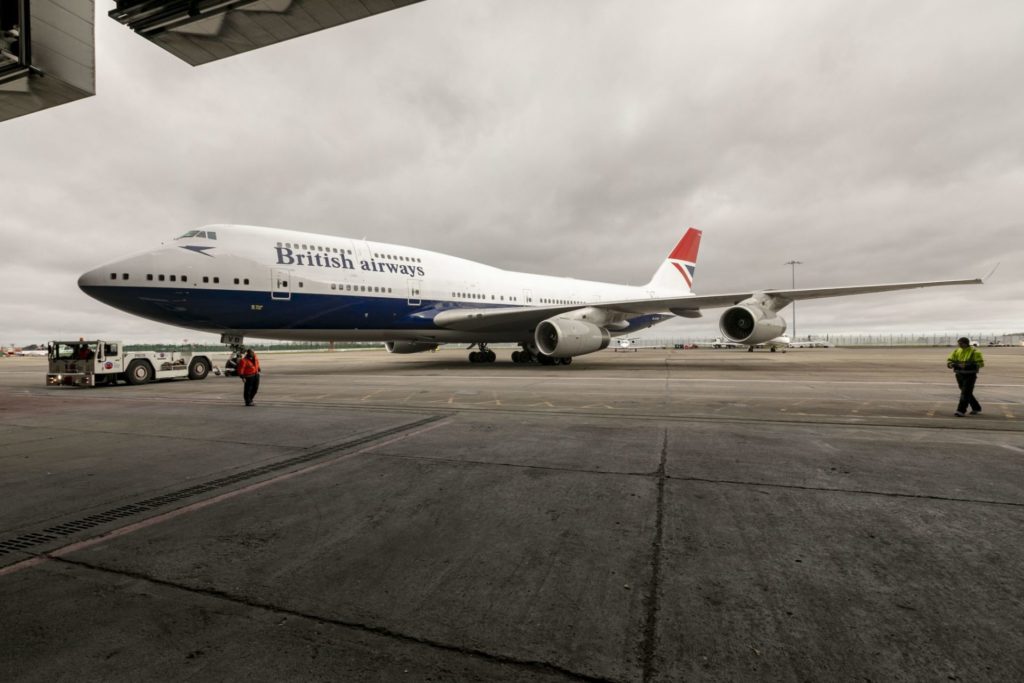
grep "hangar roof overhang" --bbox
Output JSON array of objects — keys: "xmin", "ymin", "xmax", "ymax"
[
  {"xmin": 0, "ymin": 0, "xmax": 96, "ymax": 122},
  {"xmin": 109, "ymin": 0, "xmax": 426, "ymax": 66}
]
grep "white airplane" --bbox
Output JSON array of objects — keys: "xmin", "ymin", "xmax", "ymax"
[
  {"xmin": 78, "ymin": 224, "xmax": 982, "ymax": 365},
  {"xmin": 615, "ymin": 338, "xmax": 640, "ymax": 351},
  {"xmin": 788, "ymin": 339, "xmax": 834, "ymax": 349}
]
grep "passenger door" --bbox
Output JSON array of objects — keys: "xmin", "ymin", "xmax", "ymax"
[
  {"xmin": 271, "ymin": 268, "xmax": 291, "ymax": 301},
  {"xmin": 407, "ymin": 279, "xmax": 422, "ymax": 306}
]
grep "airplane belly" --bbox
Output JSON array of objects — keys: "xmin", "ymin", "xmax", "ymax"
[{"xmin": 81, "ymin": 286, "xmax": 450, "ymax": 334}]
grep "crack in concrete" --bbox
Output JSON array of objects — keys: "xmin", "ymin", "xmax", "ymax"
[
  {"xmin": 49, "ymin": 555, "xmax": 618, "ymax": 683},
  {"xmin": 640, "ymin": 429, "xmax": 668, "ymax": 683}
]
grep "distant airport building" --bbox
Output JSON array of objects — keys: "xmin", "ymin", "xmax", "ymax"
[
  {"xmin": 108, "ymin": 0, "xmax": 425, "ymax": 66},
  {"xmin": 0, "ymin": 0, "xmax": 95, "ymax": 122}
]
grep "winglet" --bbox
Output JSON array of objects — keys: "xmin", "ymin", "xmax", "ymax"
[{"xmin": 982, "ymin": 263, "xmax": 999, "ymax": 282}]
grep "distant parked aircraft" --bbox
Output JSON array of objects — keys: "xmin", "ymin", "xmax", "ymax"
[{"xmin": 711, "ymin": 336, "xmax": 791, "ymax": 352}]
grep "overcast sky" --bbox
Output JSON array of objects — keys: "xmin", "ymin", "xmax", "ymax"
[{"xmin": 1, "ymin": 0, "xmax": 1021, "ymax": 345}]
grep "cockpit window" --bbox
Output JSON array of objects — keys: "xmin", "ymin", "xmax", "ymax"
[{"xmin": 174, "ymin": 230, "xmax": 217, "ymax": 240}]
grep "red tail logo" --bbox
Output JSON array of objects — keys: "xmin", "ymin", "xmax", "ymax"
[{"xmin": 668, "ymin": 228, "xmax": 701, "ymax": 287}]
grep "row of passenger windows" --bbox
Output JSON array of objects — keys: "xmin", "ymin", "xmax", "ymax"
[
  {"xmin": 274, "ymin": 241, "xmax": 423, "ymax": 264},
  {"xmin": 452, "ymin": 292, "xmax": 520, "ymax": 302},
  {"xmin": 450, "ymin": 293, "xmax": 579, "ymax": 305},
  {"xmin": 109, "ymin": 271, "xmax": 398, "ymax": 294},
  {"xmin": 373, "ymin": 251, "xmax": 421, "ymax": 263},
  {"xmin": 115, "ymin": 270, "xmax": 579, "ymax": 304},
  {"xmin": 110, "ymin": 272, "xmax": 250, "ymax": 285},
  {"xmin": 332, "ymin": 284, "xmax": 393, "ymax": 293},
  {"xmin": 279, "ymin": 241, "xmax": 353, "ymax": 255}
]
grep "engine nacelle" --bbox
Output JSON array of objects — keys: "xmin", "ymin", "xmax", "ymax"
[
  {"xmin": 384, "ymin": 341, "xmax": 439, "ymax": 354},
  {"xmin": 535, "ymin": 318, "xmax": 611, "ymax": 358},
  {"xmin": 719, "ymin": 305, "xmax": 787, "ymax": 345}
]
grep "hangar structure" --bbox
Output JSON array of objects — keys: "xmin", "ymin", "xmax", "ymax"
[
  {"xmin": 0, "ymin": 0, "xmax": 95, "ymax": 122},
  {"xmin": 1, "ymin": 0, "xmax": 423, "ymax": 122},
  {"xmin": 108, "ymin": 0, "xmax": 425, "ymax": 66}
]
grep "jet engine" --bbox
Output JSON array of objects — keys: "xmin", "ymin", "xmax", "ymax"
[
  {"xmin": 384, "ymin": 341, "xmax": 439, "ymax": 354},
  {"xmin": 719, "ymin": 303, "xmax": 787, "ymax": 345},
  {"xmin": 535, "ymin": 317, "xmax": 611, "ymax": 358}
]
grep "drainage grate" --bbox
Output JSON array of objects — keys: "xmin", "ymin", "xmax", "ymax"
[
  {"xmin": 0, "ymin": 415, "xmax": 444, "ymax": 556},
  {"xmin": 0, "ymin": 532, "xmax": 58, "ymax": 552}
]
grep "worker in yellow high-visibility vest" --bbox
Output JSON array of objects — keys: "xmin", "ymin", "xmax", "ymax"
[{"xmin": 947, "ymin": 337, "xmax": 984, "ymax": 417}]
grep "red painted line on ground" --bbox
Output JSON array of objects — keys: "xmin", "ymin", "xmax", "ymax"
[
  {"xmin": 0, "ymin": 418, "xmax": 452, "ymax": 577},
  {"xmin": 0, "ymin": 556, "xmax": 46, "ymax": 578}
]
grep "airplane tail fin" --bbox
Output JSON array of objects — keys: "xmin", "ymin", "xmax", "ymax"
[{"xmin": 644, "ymin": 227, "xmax": 702, "ymax": 293}]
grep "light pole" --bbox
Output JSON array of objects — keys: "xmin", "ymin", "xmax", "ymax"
[{"xmin": 784, "ymin": 260, "xmax": 802, "ymax": 341}]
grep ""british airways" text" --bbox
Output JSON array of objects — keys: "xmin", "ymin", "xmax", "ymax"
[{"xmin": 275, "ymin": 246, "xmax": 425, "ymax": 276}]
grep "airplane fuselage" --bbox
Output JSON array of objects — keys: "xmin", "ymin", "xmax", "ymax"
[{"xmin": 78, "ymin": 224, "xmax": 673, "ymax": 344}]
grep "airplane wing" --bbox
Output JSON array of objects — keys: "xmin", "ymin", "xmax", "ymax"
[{"xmin": 431, "ymin": 277, "xmax": 983, "ymax": 333}]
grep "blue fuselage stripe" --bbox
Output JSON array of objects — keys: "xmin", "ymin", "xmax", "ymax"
[{"xmin": 80, "ymin": 286, "xmax": 667, "ymax": 339}]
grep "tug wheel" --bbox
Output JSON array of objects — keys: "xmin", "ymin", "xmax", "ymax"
[
  {"xmin": 126, "ymin": 360, "xmax": 153, "ymax": 385},
  {"xmin": 188, "ymin": 357, "xmax": 210, "ymax": 380}
]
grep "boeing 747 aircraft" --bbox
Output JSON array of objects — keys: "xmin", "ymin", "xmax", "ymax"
[{"xmin": 78, "ymin": 224, "xmax": 982, "ymax": 364}]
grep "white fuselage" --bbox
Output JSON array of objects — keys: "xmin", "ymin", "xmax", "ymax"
[{"xmin": 78, "ymin": 224, "xmax": 679, "ymax": 343}]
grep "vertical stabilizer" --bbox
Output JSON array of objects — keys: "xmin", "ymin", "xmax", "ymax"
[{"xmin": 645, "ymin": 228, "xmax": 702, "ymax": 293}]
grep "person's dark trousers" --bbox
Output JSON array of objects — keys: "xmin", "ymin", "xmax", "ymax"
[
  {"xmin": 243, "ymin": 374, "xmax": 260, "ymax": 405},
  {"xmin": 955, "ymin": 373, "xmax": 981, "ymax": 414}
]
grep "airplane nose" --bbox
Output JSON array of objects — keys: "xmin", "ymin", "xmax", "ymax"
[
  {"xmin": 78, "ymin": 264, "xmax": 117, "ymax": 306},
  {"xmin": 78, "ymin": 266, "xmax": 105, "ymax": 291}
]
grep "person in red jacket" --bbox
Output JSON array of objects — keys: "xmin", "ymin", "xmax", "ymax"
[{"xmin": 237, "ymin": 349, "xmax": 261, "ymax": 406}]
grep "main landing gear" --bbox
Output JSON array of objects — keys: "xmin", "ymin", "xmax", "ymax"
[
  {"xmin": 510, "ymin": 344, "xmax": 572, "ymax": 366},
  {"xmin": 468, "ymin": 344, "xmax": 497, "ymax": 363},
  {"xmin": 468, "ymin": 343, "xmax": 572, "ymax": 366}
]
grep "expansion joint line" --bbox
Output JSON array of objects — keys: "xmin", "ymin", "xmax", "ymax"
[
  {"xmin": 673, "ymin": 475, "xmax": 1024, "ymax": 508},
  {"xmin": 640, "ymin": 429, "xmax": 669, "ymax": 683}
]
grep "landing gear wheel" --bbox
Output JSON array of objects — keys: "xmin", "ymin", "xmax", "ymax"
[
  {"xmin": 469, "ymin": 345, "xmax": 497, "ymax": 364},
  {"xmin": 514, "ymin": 345, "xmax": 538, "ymax": 364},
  {"xmin": 188, "ymin": 357, "xmax": 210, "ymax": 380},
  {"xmin": 126, "ymin": 360, "xmax": 153, "ymax": 385},
  {"xmin": 559, "ymin": 357, "xmax": 573, "ymax": 365}
]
